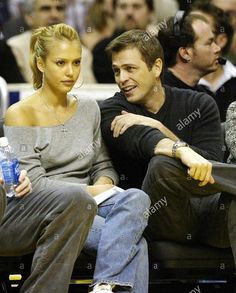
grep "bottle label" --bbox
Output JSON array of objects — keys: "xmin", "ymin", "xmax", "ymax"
[
  {"xmin": 1, "ymin": 160, "xmax": 14, "ymax": 185},
  {"xmin": 12, "ymin": 159, "xmax": 20, "ymax": 184}
]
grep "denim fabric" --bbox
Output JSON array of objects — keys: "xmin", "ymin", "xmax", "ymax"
[
  {"xmin": 0, "ymin": 181, "xmax": 97, "ymax": 293},
  {"xmin": 84, "ymin": 188, "xmax": 150, "ymax": 293}
]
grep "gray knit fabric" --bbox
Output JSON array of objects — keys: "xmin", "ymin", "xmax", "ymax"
[
  {"xmin": 225, "ymin": 101, "xmax": 236, "ymax": 164},
  {"xmin": 4, "ymin": 97, "xmax": 118, "ymax": 191}
]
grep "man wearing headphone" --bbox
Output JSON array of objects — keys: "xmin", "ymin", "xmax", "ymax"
[{"xmin": 158, "ymin": 12, "xmax": 221, "ymax": 92}]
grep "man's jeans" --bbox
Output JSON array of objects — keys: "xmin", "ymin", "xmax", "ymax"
[
  {"xmin": 142, "ymin": 155, "xmax": 236, "ymax": 265},
  {"xmin": 84, "ymin": 188, "xmax": 150, "ymax": 293}
]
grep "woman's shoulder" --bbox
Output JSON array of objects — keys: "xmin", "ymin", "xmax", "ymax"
[
  {"xmin": 78, "ymin": 96, "xmax": 100, "ymax": 112},
  {"xmin": 5, "ymin": 94, "xmax": 38, "ymax": 126}
]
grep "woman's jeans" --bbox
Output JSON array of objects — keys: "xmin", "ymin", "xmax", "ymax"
[{"xmin": 84, "ymin": 188, "xmax": 150, "ymax": 293}]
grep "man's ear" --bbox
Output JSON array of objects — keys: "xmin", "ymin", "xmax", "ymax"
[
  {"xmin": 153, "ymin": 58, "xmax": 163, "ymax": 78},
  {"xmin": 215, "ymin": 33, "xmax": 228, "ymax": 50},
  {"xmin": 178, "ymin": 47, "xmax": 192, "ymax": 62},
  {"xmin": 36, "ymin": 57, "xmax": 45, "ymax": 73}
]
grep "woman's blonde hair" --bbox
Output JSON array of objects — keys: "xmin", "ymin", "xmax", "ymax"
[{"xmin": 30, "ymin": 23, "xmax": 81, "ymax": 89}]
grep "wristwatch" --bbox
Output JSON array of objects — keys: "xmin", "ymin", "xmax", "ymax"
[{"xmin": 172, "ymin": 140, "xmax": 189, "ymax": 158}]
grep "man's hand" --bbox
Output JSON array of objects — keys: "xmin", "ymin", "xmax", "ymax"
[
  {"xmin": 15, "ymin": 170, "xmax": 32, "ymax": 197},
  {"xmin": 155, "ymin": 138, "xmax": 214, "ymax": 187},
  {"xmin": 86, "ymin": 184, "xmax": 114, "ymax": 197},
  {"xmin": 111, "ymin": 111, "xmax": 159, "ymax": 137},
  {"xmin": 176, "ymin": 147, "xmax": 215, "ymax": 186},
  {"xmin": 111, "ymin": 111, "xmax": 179, "ymax": 141}
]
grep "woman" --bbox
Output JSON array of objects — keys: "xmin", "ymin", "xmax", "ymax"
[{"xmin": 4, "ymin": 23, "xmax": 150, "ymax": 293}]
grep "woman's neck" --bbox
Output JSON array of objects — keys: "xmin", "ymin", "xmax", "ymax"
[{"xmin": 39, "ymin": 87, "xmax": 68, "ymax": 109}]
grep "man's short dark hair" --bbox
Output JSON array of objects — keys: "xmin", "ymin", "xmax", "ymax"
[
  {"xmin": 113, "ymin": 0, "xmax": 154, "ymax": 11},
  {"xmin": 106, "ymin": 29, "xmax": 164, "ymax": 71},
  {"xmin": 158, "ymin": 13, "xmax": 209, "ymax": 67},
  {"xmin": 190, "ymin": 0, "xmax": 234, "ymax": 55}
]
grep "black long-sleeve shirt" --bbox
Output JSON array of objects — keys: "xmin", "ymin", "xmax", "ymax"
[{"xmin": 100, "ymin": 85, "xmax": 223, "ymax": 188}]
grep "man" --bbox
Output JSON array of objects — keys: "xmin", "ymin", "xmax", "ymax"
[
  {"xmin": 100, "ymin": 29, "xmax": 236, "ymax": 265},
  {"xmin": 6, "ymin": 0, "xmax": 96, "ymax": 83},
  {"xmin": 190, "ymin": 1, "xmax": 236, "ymax": 121},
  {"xmin": 158, "ymin": 12, "xmax": 221, "ymax": 92},
  {"xmin": 211, "ymin": 0, "xmax": 236, "ymax": 64},
  {"xmin": 92, "ymin": 0, "xmax": 154, "ymax": 83}
]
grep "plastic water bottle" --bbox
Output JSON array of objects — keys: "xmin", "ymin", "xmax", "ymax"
[{"xmin": 0, "ymin": 137, "xmax": 20, "ymax": 197}]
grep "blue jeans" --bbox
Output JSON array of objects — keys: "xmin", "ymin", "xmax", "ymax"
[{"xmin": 84, "ymin": 188, "xmax": 150, "ymax": 293}]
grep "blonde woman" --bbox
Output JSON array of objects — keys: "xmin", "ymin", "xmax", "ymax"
[{"xmin": 3, "ymin": 24, "xmax": 150, "ymax": 293}]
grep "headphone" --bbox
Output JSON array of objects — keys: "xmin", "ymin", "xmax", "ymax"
[
  {"xmin": 170, "ymin": 10, "xmax": 190, "ymax": 48},
  {"xmin": 173, "ymin": 10, "xmax": 185, "ymax": 37}
]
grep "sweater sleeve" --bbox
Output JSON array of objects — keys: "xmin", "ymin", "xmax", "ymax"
[
  {"xmin": 187, "ymin": 93, "xmax": 223, "ymax": 162},
  {"xmin": 100, "ymin": 96, "xmax": 167, "ymax": 161},
  {"xmin": 89, "ymin": 102, "xmax": 119, "ymax": 185},
  {"xmin": 225, "ymin": 101, "xmax": 236, "ymax": 160},
  {"xmin": 3, "ymin": 126, "xmax": 67, "ymax": 190}
]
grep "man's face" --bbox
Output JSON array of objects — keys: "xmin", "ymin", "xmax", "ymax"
[
  {"xmin": 211, "ymin": 0, "xmax": 236, "ymax": 29},
  {"xmin": 27, "ymin": 0, "xmax": 66, "ymax": 28},
  {"xmin": 190, "ymin": 19, "xmax": 221, "ymax": 76},
  {"xmin": 115, "ymin": 0, "xmax": 153, "ymax": 30},
  {"xmin": 112, "ymin": 47, "xmax": 159, "ymax": 106},
  {"xmin": 191, "ymin": 11, "xmax": 225, "ymax": 53}
]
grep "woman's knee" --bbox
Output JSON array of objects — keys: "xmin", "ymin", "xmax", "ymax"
[{"xmin": 123, "ymin": 188, "xmax": 151, "ymax": 211}]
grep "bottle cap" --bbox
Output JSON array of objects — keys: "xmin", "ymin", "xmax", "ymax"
[{"xmin": 0, "ymin": 137, "xmax": 9, "ymax": 147}]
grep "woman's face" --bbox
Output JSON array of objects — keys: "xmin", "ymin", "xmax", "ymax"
[{"xmin": 41, "ymin": 39, "xmax": 82, "ymax": 94}]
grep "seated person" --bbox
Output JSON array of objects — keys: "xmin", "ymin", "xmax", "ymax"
[
  {"xmin": 100, "ymin": 29, "xmax": 236, "ymax": 267},
  {"xmin": 3, "ymin": 23, "xmax": 150, "ymax": 293},
  {"xmin": 225, "ymin": 101, "xmax": 236, "ymax": 164}
]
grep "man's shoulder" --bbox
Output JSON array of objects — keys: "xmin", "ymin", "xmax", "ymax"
[
  {"xmin": 165, "ymin": 84, "xmax": 214, "ymax": 102},
  {"xmin": 100, "ymin": 92, "xmax": 127, "ymax": 108}
]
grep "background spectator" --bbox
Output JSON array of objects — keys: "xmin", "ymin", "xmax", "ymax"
[
  {"xmin": 0, "ymin": 39, "xmax": 24, "ymax": 83},
  {"xmin": 93, "ymin": 0, "xmax": 155, "ymax": 83},
  {"xmin": 81, "ymin": 0, "xmax": 115, "ymax": 51},
  {"xmin": 190, "ymin": 1, "xmax": 236, "ymax": 122},
  {"xmin": 210, "ymin": 0, "xmax": 236, "ymax": 64},
  {"xmin": 158, "ymin": 12, "xmax": 220, "ymax": 92},
  {"xmin": 6, "ymin": 0, "xmax": 96, "ymax": 84}
]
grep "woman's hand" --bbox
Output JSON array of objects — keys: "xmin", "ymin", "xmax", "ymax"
[
  {"xmin": 86, "ymin": 184, "xmax": 114, "ymax": 197},
  {"xmin": 14, "ymin": 170, "xmax": 32, "ymax": 198}
]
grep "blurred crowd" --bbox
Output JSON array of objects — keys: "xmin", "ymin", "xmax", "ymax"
[{"xmin": 0, "ymin": 0, "xmax": 235, "ymax": 86}]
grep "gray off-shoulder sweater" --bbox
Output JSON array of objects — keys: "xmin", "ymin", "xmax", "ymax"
[{"xmin": 4, "ymin": 97, "xmax": 118, "ymax": 191}]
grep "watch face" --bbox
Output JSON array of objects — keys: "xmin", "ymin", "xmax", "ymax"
[{"xmin": 177, "ymin": 141, "xmax": 188, "ymax": 147}]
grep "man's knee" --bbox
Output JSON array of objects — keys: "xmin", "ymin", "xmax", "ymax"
[{"xmin": 147, "ymin": 155, "xmax": 186, "ymax": 180}]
